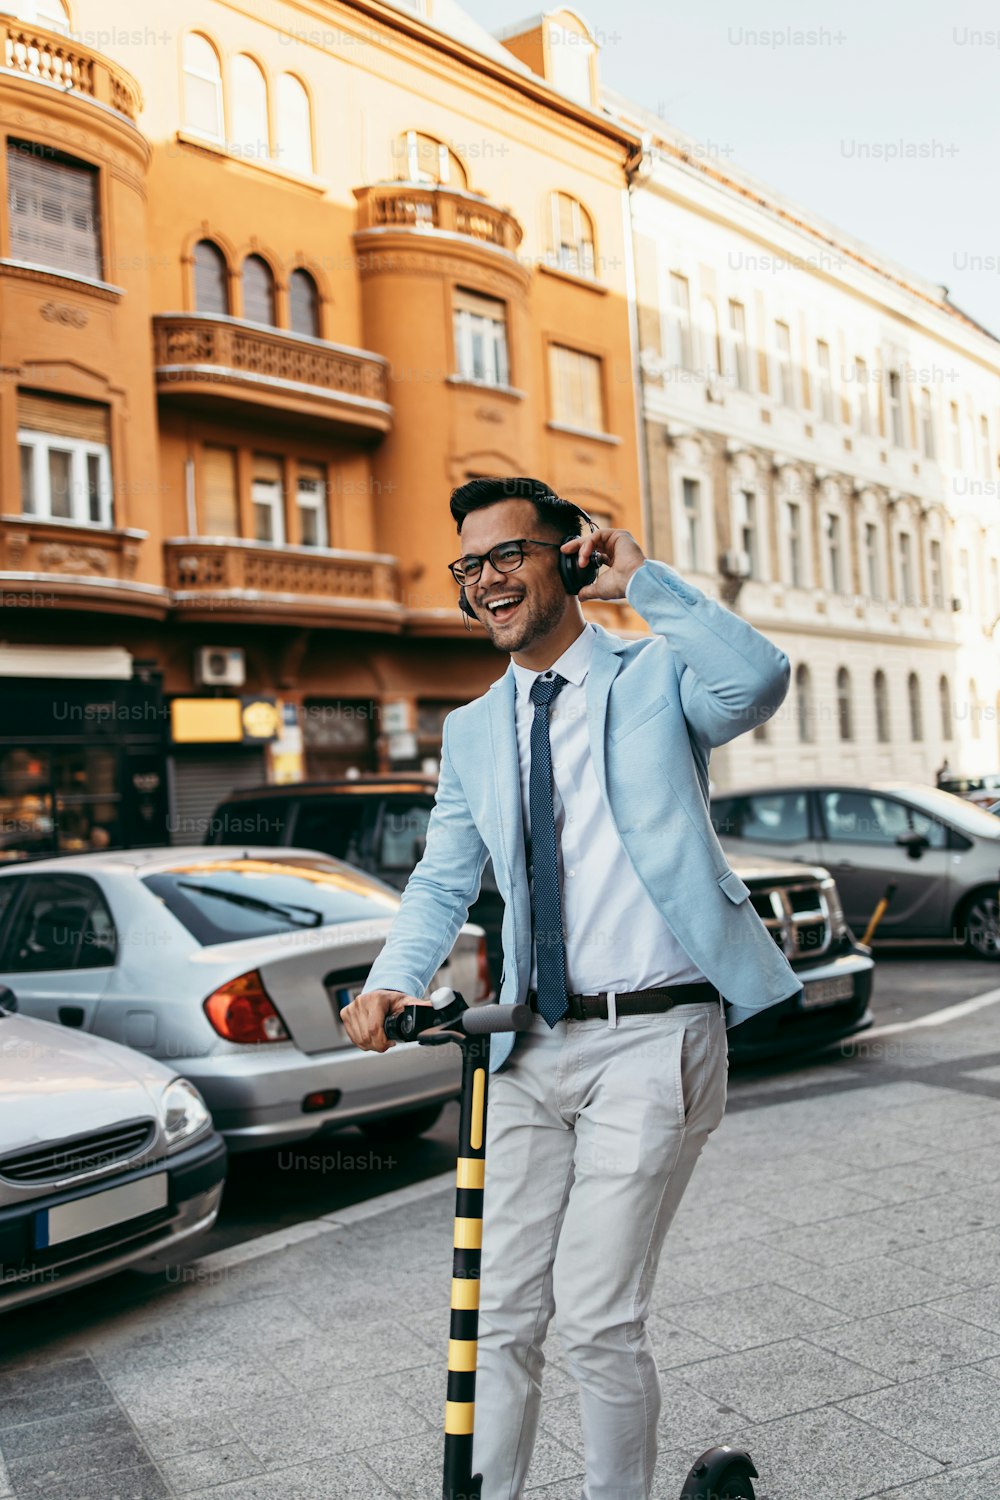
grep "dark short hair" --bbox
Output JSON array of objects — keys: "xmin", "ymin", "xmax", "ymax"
[{"xmin": 449, "ymin": 476, "xmax": 588, "ymax": 540}]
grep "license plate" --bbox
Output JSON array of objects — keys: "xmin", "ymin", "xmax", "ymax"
[
  {"xmin": 330, "ymin": 982, "xmax": 363, "ymax": 1016},
  {"xmin": 800, "ymin": 975, "xmax": 855, "ymax": 1010},
  {"xmin": 35, "ymin": 1173, "xmax": 168, "ymax": 1250}
]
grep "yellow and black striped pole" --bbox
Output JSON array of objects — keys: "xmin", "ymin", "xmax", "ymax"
[
  {"xmin": 444, "ymin": 1032, "xmax": 490, "ymax": 1500},
  {"xmin": 861, "ymin": 881, "xmax": 897, "ymax": 947}
]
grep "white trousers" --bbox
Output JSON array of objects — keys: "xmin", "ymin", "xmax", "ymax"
[{"xmin": 470, "ymin": 1001, "xmax": 729, "ymax": 1500}]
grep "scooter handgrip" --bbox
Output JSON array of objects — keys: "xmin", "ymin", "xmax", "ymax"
[{"xmin": 461, "ymin": 1003, "xmax": 533, "ymax": 1035}]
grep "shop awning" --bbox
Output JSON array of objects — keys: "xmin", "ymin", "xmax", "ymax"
[{"xmin": 0, "ymin": 645, "xmax": 133, "ymax": 679}]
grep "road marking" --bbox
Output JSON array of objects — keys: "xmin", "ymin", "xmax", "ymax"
[{"xmin": 851, "ymin": 983, "xmax": 1000, "ymax": 1043}]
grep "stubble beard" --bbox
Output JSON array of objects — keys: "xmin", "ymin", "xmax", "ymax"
[{"xmin": 479, "ymin": 587, "xmax": 566, "ymax": 655}]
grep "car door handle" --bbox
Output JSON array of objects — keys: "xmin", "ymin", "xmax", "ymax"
[{"xmin": 59, "ymin": 1006, "xmax": 85, "ymax": 1028}]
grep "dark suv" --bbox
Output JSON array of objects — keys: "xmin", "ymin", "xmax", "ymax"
[{"xmin": 206, "ymin": 776, "xmax": 505, "ymax": 990}]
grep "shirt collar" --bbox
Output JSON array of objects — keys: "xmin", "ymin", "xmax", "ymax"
[{"xmin": 512, "ymin": 622, "xmax": 596, "ymax": 701}]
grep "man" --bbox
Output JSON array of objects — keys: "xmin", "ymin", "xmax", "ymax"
[{"xmin": 343, "ymin": 477, "xmax": 801, "ymax": 1500}]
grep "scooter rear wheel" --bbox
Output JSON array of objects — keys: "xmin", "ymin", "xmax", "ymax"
[{"xmin": 679, "ymin": 1447, "xmax": 757, "ymax": 1500}]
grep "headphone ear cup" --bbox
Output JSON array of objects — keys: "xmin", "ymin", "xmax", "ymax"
[{"xmin": 559, "ymin": 534, "xmax": 600, "ymax": 595}]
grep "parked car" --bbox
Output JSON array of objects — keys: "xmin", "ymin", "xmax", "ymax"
[
  {"xmin": 0, "ymin": 986, "xmax": 225, "ymax": 1311},
  {"xmin": 208, "ymin": 782, "xmax": 871, "ymax": 1061},
  {"xmin": 938, "ymin": 772, "xmax": 1000, "ymax": 810},
  {"xmin": 0, "ymin": 848, "xmax": 490, "ymax": 1152},
  {"xmin": 207, "ymin": 776, "xmax": 505, "ymax": 990},
  {"xmin": 711, "ymin": 782, "xmax": 1000, "ymax": 958}
]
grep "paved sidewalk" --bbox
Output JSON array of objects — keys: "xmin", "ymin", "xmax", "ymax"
[{"xmin": 4, "ymin": 1004, "xmax": 1000, "ymax": 1500}]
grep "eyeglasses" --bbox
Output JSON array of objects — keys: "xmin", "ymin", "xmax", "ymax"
[{"xmin": 447, "ymin": 538, "xmax": 563, "ymax": 587}]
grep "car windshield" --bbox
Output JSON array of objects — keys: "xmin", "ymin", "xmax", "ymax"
[
  {"xmin": 883, "ymin": 785, "xmax": 1000, "ymax": 838},
  {"xmin": 142, "ymin": 857, "xmax": 399, "ymax": 946}
]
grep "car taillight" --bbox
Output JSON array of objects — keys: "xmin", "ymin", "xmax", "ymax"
[
  {"xmin": 475, "ymin": 935, "xmax": 492, "ymax": 1001},
  {"xmin": 204, "ymin": 971, "xmax": 290, "ymax": 1044}
]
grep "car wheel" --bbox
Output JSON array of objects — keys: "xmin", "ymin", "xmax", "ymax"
[
  {"xmin": 958, "ymin": 889, "xmax": 1000, "ymax": 959},
  {"xmin": 360, "ymin": 1103, "xmax": 445, "ymax": 1140}
]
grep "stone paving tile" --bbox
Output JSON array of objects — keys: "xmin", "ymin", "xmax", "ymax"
[
  {"xmin": 266, "ymin": 1320, "xmax": 434, "ymax": 1390},
  {"xmin": 0, "ymin": 1404, "xmax": 135, "ymax": 1460},
  {"xmin": 181, "ymin": 1452, "xmax": 398, "ymax": 1500},
  {"xmin": 109, "ymin": 1357, "xmax": 296, "ymax": 1426},
  {"xmin": 839, "ymin": 1365, "xmax": 1000, "ymax": 1464},
  {"xmin": 666, "ymin": 1282, "xmax": 846, "ymax": 1352},
  {"xmin": 0, "ymin": 1376, "xmax": 115, "ymax": 1432},
  {"xmin": 645, "ymin": 1312, "xmax": 730, "ymax": 1368},
  {"xmin": 524, "ymin": 1479, "xmax": 586, "ymax": 1497},
  {"xmin": 158, "ymin": 1441, "xmax": 265, "ymax": 1493},
  {"xmin": 650, "ymin": 1238, "xmax": 818, "ymax": 1296},
  {"xmin": 808, "ymin": 1304, "xmax": 1000, "ymax": 1381},
  {"xmin": 756, "ymin": 1191, "xmax": 999, "ymax": 1267},
  {"xmin": 0, "ymin": 1453, "xmax": 10, "ymax": 1500},
  {"xmin": 756, "ymin": 1178, "xmax": 886, "ymax": 1226},
  {"xmin": 776, "ymin": 1255, "xmax": 973, "ymax": 1319},
  {"xmin": 835, "ymin": 1156, "xmax": 974, "ymax": 1205},
  {"xmin": 894, "ymin": 1226, "xmax": 1000, "ymax": 1289},
  {"xmin": 668, "ymin": 1193, "xmax": 790, "ymax": 1243},
  {"xmin": 29, "ymin": 1464, "xmax": 170, "ymax": 1500},
  {"xmin": 880, "ymin": 1453, "xmax": 1000, "ymax": 1498},
  {"xmin": 0, "ymin": 1356, "xmax": 97, "ymax": 1402},
  {"xmin": 364, "ymin": 1423, "xmax": 581, "ymax": 1499},
  {"xmin": 228, "ymin": 1378, "xmax": 432, "ymax": 1468},
  {"xmin": 134, "ymin": 1415, "xmax": 242, "ymax": 1462},
  {"xmin": 929, "ymin": 1282, "xmax": 1000, "ymax": 1335},
  {"xmin": 672, "ymin": 1337, "xmax": 889, "ymax": 1423},
  {"xmin": 6, "ymin": 1432, "xmax": 152, "ymax": 1496},
  {"xmin": 948, "ymin": 1142, "xmax": 1000, "ymax": 1187}
]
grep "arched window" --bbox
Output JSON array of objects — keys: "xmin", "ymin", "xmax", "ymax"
[
  {"xmin": 193, "ymin": 239, "xmax": 229, "ymax": 314},
  {"xmin": 550, "ymin": 192, "xmax": 595, "ymax": 277},
  {"xmin": 908, "ymin": 672, "xmax": 923, "ymax": 742},
  {"xmin": 231, "ymin": 54, "xmax": 269, "ymax": 159},
  {"xmin": 241, "ymin": 254, "xmax": 275, "ymax": 325},
  {"xmin": 397, "ymin": 131, "xmax": 467, "ymax": 188},
  {"xmin": 17, "ymin": 0, "xmax": 71, "ymax": 33},
  {"xmin": 939, "ymin": 675, "xmax": 952, "ymax": 741},
  {"xmin": 277, "ymin": 73, "xmax": 313, "ymax": 175},
  {"xmin": 874, "ymin": 670, "xmax": 891, "ymax": 743},
  {"xmin": 836, "ymin": 667, "xmax": 853, "ymax": 741},
  {"xmin": 289, "ymin": 268, "xmax": 320, "ymax": 337},
  {"xmin": 970, "ymin": 678, "xmax": 981, "ymax": 739},
  {"xmin": 183, "ymin": 34, "xmax": 223, "ymax": 142},
  {"xmin": 795, "ymin": 663, "xmax": 813, "ymax": 743}
]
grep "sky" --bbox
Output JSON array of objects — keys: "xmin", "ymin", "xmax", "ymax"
[{"xmin": 460, "ymin": 0, "xmax": 1000, "ymax": 338}]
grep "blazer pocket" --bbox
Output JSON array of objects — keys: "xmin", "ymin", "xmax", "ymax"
[
  {"xmin": 718, "ymin": 869, "xmax": 751, "ymax": 905},
  {"xmin": 610, "ymin": 693, "xmax": 670, "ymax": 743}
]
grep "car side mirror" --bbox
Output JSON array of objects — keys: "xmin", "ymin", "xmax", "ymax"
[
  {"xmin": 0, "ymin": 984, "xmax": 17, "ymax": 1013},
  {"xmin": 896, "ymin": 831, "xmax": 929, "ymax": 860}
]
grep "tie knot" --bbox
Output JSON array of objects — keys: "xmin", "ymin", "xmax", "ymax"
[{"xmin": 530, "ymin": 672, "xmax": 567, "ymax": 708}]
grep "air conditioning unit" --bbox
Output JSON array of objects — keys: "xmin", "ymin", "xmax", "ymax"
[
  {"xmin": 194, "ymin": 647, "xmax": 246, "ymax": 687},
  {"xmin": 721, "ymin": 549, "xmax": 752, "ymax": 579}
]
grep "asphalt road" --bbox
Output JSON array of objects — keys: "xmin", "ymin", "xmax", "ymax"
[{"xmin": 197, "ymin": 942, "xmax": 1000, "ymax": 1257}]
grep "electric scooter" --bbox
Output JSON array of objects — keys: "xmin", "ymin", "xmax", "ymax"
[{"xmin": 385, "ymin": 989, "xmax": 759, "ymax": 1500}]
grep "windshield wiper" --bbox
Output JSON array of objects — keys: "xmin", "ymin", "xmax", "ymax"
[{"xmin": 176, "ymin": 882, "xmax": 323, "ymax": 929}]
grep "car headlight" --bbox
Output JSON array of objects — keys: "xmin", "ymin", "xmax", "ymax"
[
  {"xmin": 821, "ymin": 877, "xmax": 848, "ymax": 938},
  {"xmin": 160, "ymin": 1078, "xmax": 212, "ymax": 1148}
]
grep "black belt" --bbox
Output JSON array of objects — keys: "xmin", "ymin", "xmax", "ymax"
[{"xmin": 526, "ymin": 981, "xmax": 720, "ymax": 1022}]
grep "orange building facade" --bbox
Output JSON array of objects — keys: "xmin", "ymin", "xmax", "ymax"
[{"xmin": 0, "ymin": 1, "xmax": 643, "ymax": 851}]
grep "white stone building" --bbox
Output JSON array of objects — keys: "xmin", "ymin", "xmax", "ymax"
[{"xmin": 608, "ymin": 89, "xmax": 1000, "ymax": 792}]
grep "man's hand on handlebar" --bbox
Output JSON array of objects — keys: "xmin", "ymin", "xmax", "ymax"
[{"xmin": 340, "ymin": 989, "xmax": 429, "ymax": 1053}]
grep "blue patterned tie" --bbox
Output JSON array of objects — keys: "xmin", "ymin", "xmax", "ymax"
[{"xmin": 529, "ymin": 673, "xmax": 569, "ymax": 1027}]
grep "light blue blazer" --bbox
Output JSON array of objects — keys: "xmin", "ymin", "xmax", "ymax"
[{"xmin": 365, "ymin": 559, "xmax": 802, "ymax": 1071}]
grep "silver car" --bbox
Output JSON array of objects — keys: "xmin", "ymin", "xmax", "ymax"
[
  {"xmin": 711, "ymin": 782, "xmax": 1000, "ymax": 957},
  {"xmin": 0, "ymin": 847, "xmax": 489, "ymax": 1151},
  {"xmin": 0, "ymin": 995, "xmax": 225, "ymax": 1310}
]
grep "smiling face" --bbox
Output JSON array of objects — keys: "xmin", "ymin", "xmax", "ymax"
[{"xmin": 458, "ymin": 498, "xmax": 582, "ymax": 665}]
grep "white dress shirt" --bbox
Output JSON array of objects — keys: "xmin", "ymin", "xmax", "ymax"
[{"xmin": 511, "ymin": 621, "xmax": 705, "ymax": 994}]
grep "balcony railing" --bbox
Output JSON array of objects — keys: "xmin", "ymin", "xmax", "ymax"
[
  {"xmin": 164, "ymin": 539, "xmax": 402, "ymax": 625},
  {"xmin": 153, "ymin": 315, "xmax": 392, "ymax": 436},
  {"xmin": 2, "ymin": 21, "xmax": 142, "ymax": 120},
  {"xmin": 355, "ymin": 182, "xmax": 523, "ymax": 255}
]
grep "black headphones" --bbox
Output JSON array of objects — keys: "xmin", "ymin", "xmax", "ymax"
[{"xmin": 458, "ymin": 497, "xmax": 602, "ymax": 621}]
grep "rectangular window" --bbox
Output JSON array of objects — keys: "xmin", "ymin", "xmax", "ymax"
[
  {"xmin": 727, "ymin": 300, "xmax": 750, "ymax": 391},
  {"xmin": 681, "ymin": 478, "xmax": 700, "ymax": 571},
  {"xmin": 7, "ymin": 140, "xmax": 102, "ymax": 280},
  {"xmin": 786, "ymin": 501, "xmax": 802, "ymax": 586},
  {"xmin": 453, "ymin": 288, "xmax": 509, "ymax": 387},
  {"xmin": 950, "ymin": 402, "xmax": 962, "ymax": 466},
  {"xmin": 991, "ymin": 557, "xmax": 1000, "ymax": 620},
  {"xmin": 980, "ymin": 415, "xmax": 992, "ymax": 478},
  {"xmin": 898, "ymin": 531, "xmax": 914, "ymax": 604},
  {"xmin": 775, "ymin": 321, "xmax": 794, "ymax": 407},
  {"xmin": 854, "ymin": 358, "xmax": 871, "ymax": 435},
  {"xmin": 888, "ymin": 369, "xmax": 905, "ymax": 447},
  {"xmin": 864, "ymin": 522, "xmax": 880, "ymax": 599},
  {"xmin": 929, "ymin": 539, "xmax": 944, "ymax": 609},
  {"xmin": 825, "ymin": 513, "xmax": 842, "ymax": 593},
  {"xmin": 959, "ymin": 548, "xmax": 973, "ymax": 610},
  {"xmin": 737, "ymin": 488, "xmax": 757, "ymax": 576},
  {"xmin": 667, "ymin": 273, "xmax": 693, "ymax": 369},
  {"xmin": 920, "ymin": 389, "xmax": 936, "ymax": 460},
  {"xmin": 251, "ymin": 454, "xmax": 285, "ymax": 544},
  {"xmin": 16, "ymin": 392, "xmax": 112, "ymax": 526},
  {"xmin": 296, "ymin": 462, "xmax": 328, "ymax": 548},
  {"xmin": 548, "ymin": 344, "xmax": 604, "ymax": 431},
  {"xmin": 200, "ymin": 445, "xmax": 239, "ymax": 536},
  {"xmin": 816, "ymin": 340, "xmax": 834, "ymax": 422}
]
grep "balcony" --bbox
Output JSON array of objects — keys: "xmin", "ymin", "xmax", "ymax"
[
  {"xmin": 0, "ymin": 517, "xmax": 165, "ymax": 617},
  {"xmin": 2, "ymin": 20, "xmax": 142, "ymax": 121},
  {"xmin": 354, "ymin": 182, "xmax": 524, "ymax": 261},
  {"xmin": 164, "ymin": 539, "xmax": 403, "ymax": 629},
  {"xmin": 153, "ymin": 316, "xmax": 393, "ymax": 438}
]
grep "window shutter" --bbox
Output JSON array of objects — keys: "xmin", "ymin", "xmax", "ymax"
[
  {"xmin": 201, "ymin": 446, "xmax": 239, "ymax": 536},
  {"xmin": 17, "ymin": 391, "xmax": 110, "ymax": 443},
  {"xmin": 7, "ymin": 141, "xmax": 102, "ymax": 280}
]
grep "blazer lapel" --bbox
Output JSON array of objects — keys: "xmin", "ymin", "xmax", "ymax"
[
  {"xmin": 586, "ymin": 626, "xmax": 627, "ymax": 804},
  {"xmin": 486, "ymin": 668, "xmax": 526, "ymax": 894}
]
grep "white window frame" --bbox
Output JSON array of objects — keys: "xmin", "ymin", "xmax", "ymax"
[
  {"xmin": 898, "ymin": 530, "xmax": 915, "ymax": 605},
  {"xmin": 453, "ymin": 296, "xmax": 510, "ymax": 387},
  {"xmin": 980, "ymin": 414, "xmax": 993, "ymax": 479},
  {"xmin": 296, "ymin": 466, "xmax": 328, "ymax": 548},
  {"xmin": 928, "ymin": 537, "xmax": 945, "ymax": 609},
  {"xmin": 888, "ymin": 369, "xmax": 905, "ymax": 447},
  {"xmin": 547, "ymin": 343, "xmax": 604, "ymax": 432},
  {"xmin": 665, "ymin": 272, "xmax": 693, "ymax": 370},
  {"xmin": 251, "ymin": 467, "xmax": 286, "ymax": 546},
  {"xmin": 734, "ymin": 486, "xmax": 759, "ymax": 579},
  {"xmin": 824, "ymin": 510, "xmax": 843, "ymax": 594},
  {"xmin": 18, "ymin": 429, "xmax": 113, "ymax": 528},
  {"xmin": 854, "ymin": 357, "xmax": 872, "ymax": 435},
  {"xmin": 785, "ymin": 499, "xmax": 804, "ymax": 586},
  {"xmin": 775, "ymin": 320, "xmax": 795, "ymax": 408},
  {"xmin": 816, "ymin": 339, "xmax": 834, "ymax": 423},
  {"xmin": 949, "ymin": 401, "xmax": 962, "ymax": 466},
  {"xmin": 550, "ymin": 192, "xmax": 595, "ymax": 277},
  {"xmin": 681, "ymin": 476, "xmax": 702, "ymax": 572},
  {"xmin": 182, "ymin": 33, "xmax": 224, "ymax": 145},
  {"xmin": 863, "ymin": 518, "xmax": 882, "ymax": 601},
  {"xmin": 727, "ymin": 299, "xmax": 750, "ymax": 392},
  {"xmin": 919, "ymin": 389, "xmax": 936, "ymax": 461}
]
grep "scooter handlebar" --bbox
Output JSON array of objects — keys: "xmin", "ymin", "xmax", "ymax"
[
  {"xmin": 460, "ymin": 1003, "xmax": 533, "ymax": 1035},
  {"xmin": 383, "ymin": 994, "xmax": 533, "ymax": 1042}
]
